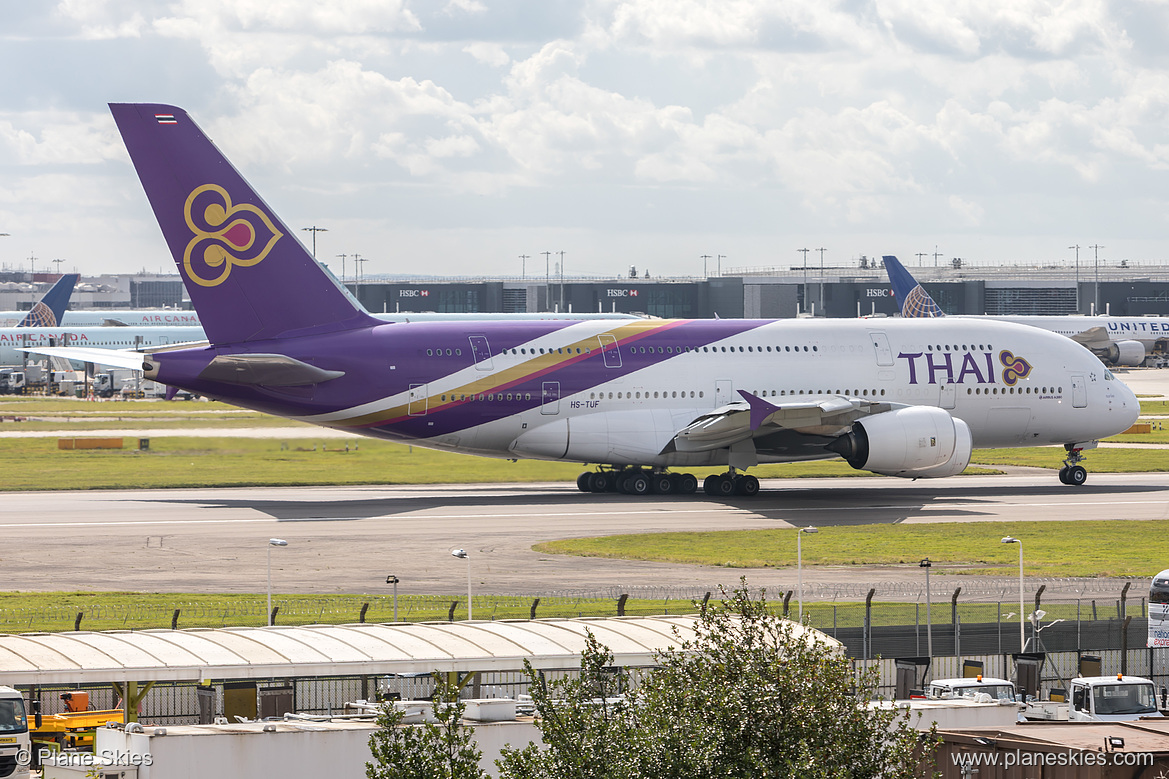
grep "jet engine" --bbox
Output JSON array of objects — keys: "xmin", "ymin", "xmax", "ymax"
[
  {"xmin": 1105, "ymin": 340, "xmax": 1145, "ymax": 367},
  {"xmin": 826, "ymin": 405, "xmax": 972, "ymax": 478}
]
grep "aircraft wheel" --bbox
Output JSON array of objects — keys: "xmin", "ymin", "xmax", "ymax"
[
  {"xmin": 736, "ymin": 474, "xmax": 760, "ymax": 496},
  {"xmin": 704, "ymin": 475, "xmax": 735, "ymax": 497},
  {"xmin": 1067, "ymin": 465, "xmax": 1087, "ymax": 486},
  {"xmin": 674, "ymin": 473, "xmax": 698, "ymax": 494},
  {"xmin": 626, "ymin": 472, "xmax": 651, "ymax": 496},
  {"xmin": 651, "ymin": 473, "xmax": 675, "ymax": 494},
  {"xmin": 589, "ymin": 472, "xmax": 613, "ymax": 492},
  {"xmin": 1058, "ymin": 466, "xmax": 1071, "ymax": 485},
  {"xmin": 577, "ymin": 472, "xmax": 593, "ymax": 492}
]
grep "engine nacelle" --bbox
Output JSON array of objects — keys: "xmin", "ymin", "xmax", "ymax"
[
  {"xmin": 827, "ymin": 405, "xmax": 973, "ymax": 478},
  {"xmin": 1105, "ymin": 340, "xmax": 1145, "ymax": 367}
]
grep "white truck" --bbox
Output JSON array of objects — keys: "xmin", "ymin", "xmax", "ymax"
[
  {"xmin": 927, "ymin": 676, "xmax": 1018, "ymax": 705},
  {"xmin": 0, "ymin": 686, "xmax": 31, "ymax": 779},
  {"xmin": 1022, "ymin": 675, "xmax": 1164, "ymax": 722}
]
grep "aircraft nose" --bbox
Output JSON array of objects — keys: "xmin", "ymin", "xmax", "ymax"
[{"xmin": 1118, "ymin": 377, "xmax": 1140, "ymax": 429}]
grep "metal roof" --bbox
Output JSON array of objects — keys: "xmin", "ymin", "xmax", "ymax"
[{"xmin": 0, "ymin": 616, "xmax": 839, "ymax": 686}]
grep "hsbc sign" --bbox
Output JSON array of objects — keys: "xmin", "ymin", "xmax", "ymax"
[
  {"xmin": 607, "ymin": 289, "xmax": 639, "ymax": 297},
  {"xmin": 866, "ymin": 288, "xmax": 893, "ymax": 298},
  {"xmin": 399, "ymin": 289, "xmax": 430, "ymax": 298}
]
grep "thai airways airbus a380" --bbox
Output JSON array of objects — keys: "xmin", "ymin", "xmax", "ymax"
[{"xmin": 32, "ymin": 104, "xmax": 1140, "ymax": 495}]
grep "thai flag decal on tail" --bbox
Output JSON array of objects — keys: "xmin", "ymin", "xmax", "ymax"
[{"xmin": 155, "ymin": 114, "xmax": 178, "ymax": 125}]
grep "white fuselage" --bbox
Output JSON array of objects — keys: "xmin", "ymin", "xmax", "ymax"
[
  {"xmin": 298, "ymin": 317, "xmax": 1138, "ymax": 468},
  {"xmin": 976, "ymin": 315, "xmax": 1169, "ymax": 349}
]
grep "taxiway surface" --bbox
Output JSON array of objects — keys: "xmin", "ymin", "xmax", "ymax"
[{"xmin": 1, "ymin": 472, "xmax": 1164, "ymax": 595}]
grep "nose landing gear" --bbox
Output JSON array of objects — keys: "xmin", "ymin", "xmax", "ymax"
[{"xmin": 1058, "ymin": 444, "xmax": 1090, "ymax": 486}]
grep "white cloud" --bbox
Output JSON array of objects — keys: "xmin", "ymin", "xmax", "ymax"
[{"xmin": 463, "ymin": 42, "xmax": 510, "ymax": 68}]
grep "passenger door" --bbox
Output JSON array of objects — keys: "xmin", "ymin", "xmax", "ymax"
[
  {"xmin": 1071, "ymin": 375, "xmax": 1087, "ymax": 408},
  {"xmin": 541, "ymin": 381, "xmax": 561, "ymax": 415}
]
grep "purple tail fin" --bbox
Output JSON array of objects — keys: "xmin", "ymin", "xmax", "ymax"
[{"xmin": 110, "ymin": 103, "xmax": 380, "ymax": 345}]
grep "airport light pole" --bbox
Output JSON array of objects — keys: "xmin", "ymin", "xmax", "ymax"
[
  {"xmin": 1069, "ymin": 244, "xmax": 1081, "ymax": 312},
  {"xmin": 1001, "ymin": 536, "xmax": 1024, "ymax": 651},
  {"xmin": 267, "ymin": 538, "xmax": 288, "ymax": 626},
  {"xmin": 301, "ymin": 226, "xmax": 328, "ymax": 259},
  {"xmin": 386, "ymin": 575, "xmax": 400, "ymax": 621},
  {"xmin": 451, "ymin": 549, "xmax": 471, "ymax": 620},
  {"xmin": 1089, "ymin": 244, "xmax": 1104, "ymax": 314},
  {"xmin": 797, "ymin": 526, "xmax": 818, "ymax": 621},
  {"xmin": 920, "ymin": 558, "xmax": 933, "ymax": 658}
]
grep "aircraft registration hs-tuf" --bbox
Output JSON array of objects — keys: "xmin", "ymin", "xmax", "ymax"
[{"xmin": 35, "ymin": 103, "xmax": 1141, "ymax": 496}]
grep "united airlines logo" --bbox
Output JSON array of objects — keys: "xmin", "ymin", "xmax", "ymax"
[
  {"xmin": 1000, "ymin": 350, "xmax": 1033, "ymax": 386},
  {"xmin": 22, "ymin": 302, "xmax": 57, "ymax": 327},
  {"xmin": 182, "ymin": 184, "xmax": 282, "ymax": 287},
  {"xmin": 897, "ymin": 348, "xmax": 1034, "ymax": 385}
]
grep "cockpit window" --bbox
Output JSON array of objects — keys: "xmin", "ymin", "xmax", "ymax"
[{"xmin": 1104, "ymin": 370, "xmax": 1114, "ymax": 381}]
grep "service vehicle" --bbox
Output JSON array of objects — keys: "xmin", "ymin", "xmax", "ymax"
[
  {"xmin": 1022, "ymin": 675, "xmax": 1163, "ymax": 722},
  {"xmin": 0, "ymin": 686, "xmax": 31, "ymax": 779},
  {"xmin": 926, "ymin": 676, "xmax": 1018, "ymax": 704}
]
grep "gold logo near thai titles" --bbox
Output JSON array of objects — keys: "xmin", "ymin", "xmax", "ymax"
[{"xmin": 182, "ymin": 184, "xmax": 282, "ymax": 287}]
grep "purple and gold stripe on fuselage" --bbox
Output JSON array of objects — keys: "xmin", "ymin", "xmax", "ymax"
[{"xmin": 329, "ymin": 318, "xmax": 769, "ymax": 440}]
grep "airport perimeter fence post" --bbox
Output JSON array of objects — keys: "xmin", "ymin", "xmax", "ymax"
[
  {"xmin": 448, "ymin": 601, "xmax": 458, "ymax": 622},
  {"xmin": 530, "ymin": 599, "xmax": 539, "ymax": 620},
  {"xmin": 171, "ymin": 609, "xmax": 179, "ymax": 630},
  {"xmin": 74, "ymin": 612, "xmax": 82, "ymax": 631},
  {"xmin": 864, "ymin": 589, "xmax": 875, "ymax": 660},
  {"xmin": 951, "ymin": 588, "xmax": 962, "ymax": 658},
  {"xmin": 270, "ymin": 606, "xmax": 279, "ymax": 625},
  {"xmin": 616, "ymin": 594, "xmax": 628, "ymax": 617},
  {"xmin": 782, "ymin": 590, "xmax": 793, "ymax": 618},
  {"xmin": 359, "ymin": 603, "xmax": 369, "ymax": 623}
]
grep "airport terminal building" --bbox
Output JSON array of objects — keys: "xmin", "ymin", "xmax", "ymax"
[{"xmin": 4, "ymin": 260, "xmax": 1169, "ymax": 319}]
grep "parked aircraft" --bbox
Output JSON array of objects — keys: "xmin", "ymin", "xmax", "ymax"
[
  {"xmin": 29, "ymin": 104, "xmax": 1141, "ymax": 494},
  {"xmin": 0, "ymin": 274, "xmax": 79, "ymax": 327},
  {"xmin": 883, "ymin": 255, "xmax": 1164, "ymax": 367},
  {"xmin": 1, "ymin": 325, "xmax": 204, "ymax": 367}
]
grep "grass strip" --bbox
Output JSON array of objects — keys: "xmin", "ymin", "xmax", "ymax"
[{"xmin": 533, "ymin": 519, "xmax": 1169, "ymax": 578}]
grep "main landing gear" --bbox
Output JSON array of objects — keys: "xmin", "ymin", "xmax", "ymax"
[
  {"xmin": 1058, "ymin": 444, "xmax": 1088, "ymax": 486},
  {"xmin": 575, "ymin": 469, "xmax": 699, "ymax": 496},
  {"xmin": 702, "ymin": 472, "xmax": 759, "ymax": 497},
  {"xmin": 575, "ymin": 469, "xmax": 760, "ymax": 497}
]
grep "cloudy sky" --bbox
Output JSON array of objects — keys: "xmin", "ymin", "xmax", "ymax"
[{"xmin": 2, "ymin": 0, "xmax": 1169, "ymax": 280}]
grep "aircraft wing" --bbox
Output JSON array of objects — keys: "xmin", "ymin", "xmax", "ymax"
[
  {"xmin": 1069, "ymin": 326, "xmax": 1111, "ymax": 350},
  {"xmin": 668, "ymin": 390, "xmax": 893, "ymax": 456}
]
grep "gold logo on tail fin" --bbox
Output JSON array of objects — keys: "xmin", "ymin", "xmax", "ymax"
[{"xmin": 182, "ymin": 184, "xmax": 282, "ymax": 287}]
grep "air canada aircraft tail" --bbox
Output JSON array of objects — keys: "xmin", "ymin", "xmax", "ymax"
[
  {"xmin": 882, "ymin": 255, "xmax": 944, "ymax": 318},
  {"xmin": 19, "ymin": 273, "xmax": 78, "ymax": 327},
  {"xmin": 109, "ymin": 103, "xmax": 380, "ymax": 346}
]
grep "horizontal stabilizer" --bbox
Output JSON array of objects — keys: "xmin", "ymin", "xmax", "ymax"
[
  {"xmin": 197, "ymin": 354, "xmax": 345, "ymax": 386},
  {"xmin": 17, "ymin": 346, "xmax": 152, "ymax": 370}
]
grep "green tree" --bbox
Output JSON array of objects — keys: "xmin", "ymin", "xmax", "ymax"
[
  {"xmin": 366, "ymin": 672, "xmax": 488, "ymax": 779},
  {"xmin": 500, "ymin": 583, "xmax": 936, "ymax": 779}
]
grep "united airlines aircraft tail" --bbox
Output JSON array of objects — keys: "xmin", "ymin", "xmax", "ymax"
[
  {"xmin": 883, "ymin": 255, "xmax": 944, "ymax": 318},
  {"xmin": 19, "ymin": 274, "xmax": 78, "ymax": 327},
  {"xmin": 109, "ymin": 103, "xmax": 380, "ymax": 346}
]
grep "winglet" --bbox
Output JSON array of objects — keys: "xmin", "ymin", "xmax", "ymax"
[
  {"xmin": 109, "ymin": 103, "xmax": 381, "ymax": 345},
  {"xmin": 19, "ymin": 274, "xmax": 78, "ymax": 327},
  {"xmin": 882, "ymin": 255, "xmax": 944, "ymax": 317},
  {"xmin": 737, "ymin": 390, "xmax": 780, "ymax": 431}
]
